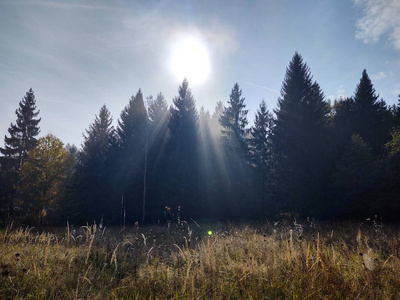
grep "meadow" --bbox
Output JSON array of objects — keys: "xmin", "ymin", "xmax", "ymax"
[{"xmin": 1, "ymin": 218, "xmax": 400, "ymax": 299}]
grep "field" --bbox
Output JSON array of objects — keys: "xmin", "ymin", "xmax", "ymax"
[{"xmin": 1, "ymin": 218, "xmax": 400, "ymax": 299}]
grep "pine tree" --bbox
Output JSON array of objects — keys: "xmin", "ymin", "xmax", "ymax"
[
  {"xmin": 272, "ymin": 52, "xmax": 330, "ymax": 216},
  {"xmin": 352, "ymin": 69, "xmax": 391, "ymax": 154},
  {"xmin": 117, "ymin": 90, "xmax": 148, "ymax": 155},
  {"xmin": 1, "ymin": 88, "xmax": 41, "ymax": 169},
  {"xmin": 0, "ymin": 88, "xmax": 41, "ymax": 220},
  {"xmin": 116, "ymin": 89, "xmax": 148, "ymax": 223},
  {"xmin": 169, "ymin": 79, "xmax": 199, "ymax": 154},
  {"xmin": 167, "ymin": 79, "xmax": 200, "ymax": 216},
  {"xmin": 220, "ymin": 83, "xmax": 249, "ymax": 154},
  {"xmin": 219, "ymin": 83, "xmax": 251, "ymax": 218},
  {"xmin": 146, "ymin": 93, "xmax": 169, "ymax": 221},
  {"xmin": 148, "ymin": 93, "xmax": 169, "ymax": 131},
  {"xmin": 77, "ymin": 105, "xmax": 116, "ymax": 222},
  {"xmin": 249, "ymin": 100, "xmax": 275, "ymax": 216},
  {"xmin": 249, "ymin": 100, "xmax": 274, "ymax": 170}
]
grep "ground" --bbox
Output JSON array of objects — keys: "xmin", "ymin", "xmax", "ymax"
[{"xmin": 1, "ymin": 218, "xmax": 400, "ymax": 299}]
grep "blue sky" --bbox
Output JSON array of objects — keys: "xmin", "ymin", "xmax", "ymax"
[{"xmin": 1, "ymin": 0, "xmax": 399, "ymax": 146}]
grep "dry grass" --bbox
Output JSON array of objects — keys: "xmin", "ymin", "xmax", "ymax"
[{"xmin": 1, "ymin": 219, "xmax": 400, "ymax": 299}]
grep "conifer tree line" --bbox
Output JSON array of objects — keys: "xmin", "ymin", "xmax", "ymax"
[{"xmin": 1, "ymin": 52, "xmax": 400, "ymax": 226}]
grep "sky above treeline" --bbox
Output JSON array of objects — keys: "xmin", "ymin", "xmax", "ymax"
[{"xmin": 1, "ymin": 0, "xmax": 400, "ymax": 146}]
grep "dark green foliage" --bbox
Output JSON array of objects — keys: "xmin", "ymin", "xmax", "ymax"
[
  {"xmin": 351, "ymin": 70, "xmax": 393, "ymax": 155},
  {"xmin": 249, "ymin": 100, "xmax": 275, "ymax": 216},
  {"xmin": 220, "ymin": 83, "xmax": 249, "ymax": 154},
  {"xmin": 146, "ymin": 93, "xmax": 170, "ymax": 222},
  {"xmin": 168, "ymin": 79, "xmax": 199, "ymax": 155},
  {"xmin": 249, "ymin": 100, "xmax": 274, "ymax": 172},
  {"xmin": 0, "ymin": 88, "xmax": 41, "ymax": 169},
  {"xmin": 332, "ymin": 97, "xmax": 356, "ymax": 153},
  {"xmin": 272, "ymin": 53, "xmax": 331, "ymax": 217},
  {"xmin": 390, "ymin": 95, "xmax": 400, "ymax": 127},
  {"xmin": 332, "ymin": 134, "xmax": 375, "ymax": 217},
  {"xmin": 0, "ymin": 88, "xmax": 41, "ymax": 222},
  {"xmin": 58, "ymin": 144, "xmax": 84, "ymax": 224},
  {"xmin": 167, "ymin": 79, "xmax": 200, "ymax": 217},
  {"xmin": 0, "ymin": 157, "xmax": 18, "ymax": 223},
  {"xmin": 219, "ymin": 83, "xmax": 251, "ymax": 218},
  {"xmin": 116, "ymin": 90, "xmax": 148, "ymax": 224},
  {"xmin": 334, "ymin": 70, "xmax": 394, "ymax": 157},
  {"xmin": 76, "ymin": 105, "xmax": 117, "ymax": 223},
  {"xmin": 370, "ymin": 129, "xmax": 400, "ymax": 218}
]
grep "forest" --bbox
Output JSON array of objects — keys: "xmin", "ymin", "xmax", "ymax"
[{"xmin": 1, "ymin": 52, "xmax": 400, "ymax": 227}]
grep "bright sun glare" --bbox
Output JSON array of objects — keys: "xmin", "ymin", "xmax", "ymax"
[{"xmin": 170, "ymin": 36, "xmax": 211, "ymax": 85}]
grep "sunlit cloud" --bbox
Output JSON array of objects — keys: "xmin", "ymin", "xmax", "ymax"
[
  {"xmin": 354, "ymin": 0, "xmax": 400, "ymax": 51},
  {"xmin": 371, "ymin": 71, "xmax": 387, "ymax": 81}
]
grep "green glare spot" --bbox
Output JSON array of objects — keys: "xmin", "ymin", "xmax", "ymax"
[{"xmin": 208, "ymin": 230, "xmax": 213, "ymax": 236}]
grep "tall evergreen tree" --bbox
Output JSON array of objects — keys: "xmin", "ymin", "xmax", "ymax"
[
  {"xmin": 219, "ymin": 83, "xmax": 251, "ymax": 218},
  {"xmin": 0, "ymin": 88, "xmax": 41, "ymax": 220},
  {"xmin": 77, "ymin": 105, "xmax": 116, "ymax": 222},
  {"xmin": 272, "ymin": 52, "xmax": 330, "ymax": 217},
  {"xmin": 168, "ymin": 79, "xmax": 199, "ymax": 156},
  {"xmin": 352, "ymin": 69, "xmax": 392, "ymax": 155},
  {"xmin": 220, "ymin": 83, "xmax": 249, "ymax": 154},
  {"xmin": 1, "ymin": 88, "xmax": 41, "ymax": 169},
  {"xmin": 116, "ymin": 90, "xmax": 148, "ymax": 223},
  {"xmin": 146, "ymin": 93, "xmax": 169, "ymax": 221},
  {"xmin": 249, "ymin": 100, "xmax": 275, "ymax": 216},
  {"xmin": 249, "ymin": 100, "xmax": 274, "ymax": 171},
  {"xmin": 167, "ymin": 79, "xmax": 199, "ymax": 217}
]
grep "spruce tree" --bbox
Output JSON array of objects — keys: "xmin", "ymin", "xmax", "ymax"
[
  {"xmin": 249, "ymin": 100, "xmax": 275, "ymax": 216},
  {"xmin": 167, "ymin": 79, "xmax": 199, "ymax": 216},
  {"xmin": 146, "ymin": 93, "xmax": 169, "ymax": 221},
  {"xmin": 169, "ymin": 79, "xmax": 199, "ymax": 154},
  {"xmin": 116, "ymin": 89, "xmax": 148, "ymax": 223},
  {"xmin": 1, "ymin": 88, "xmax": 41, "ymax": 169},
  {"xmin": 272, "ymin": 53, "xmax": 330, "ymax": 217},
  {"xmin": 117, "ymin": 90, "xmax": 148, "ymax": 155},
  {"xmin": 77, "ymin": 105, "xmax": 116, "ymax": 222},
  {"xmin": 0, "ymin": 88, "xmax": 41, "ymax": 219},
  {"xmin": 249, "ymin": 100, "xmax": 274, "ymax": 170},
  {"xmin": 352, "ymin": 69, "xmax": 391, "ymax": 155},
  {"xmin": 219, "ymin": 83, "xmax": 251, "ymax": 218},
  {"xmin": 220, "ymin": 83, "xmax": 249, "ymax": 154}
]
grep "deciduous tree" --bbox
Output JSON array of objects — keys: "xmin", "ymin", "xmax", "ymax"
[{"xmin": 19, "ymin": 134, "xmax": 68, "ymax": 226}]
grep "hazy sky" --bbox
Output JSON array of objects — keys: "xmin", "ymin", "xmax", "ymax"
[{"xmin": 1, "ymin": 0, "xmax": 400, "ymax": 146}]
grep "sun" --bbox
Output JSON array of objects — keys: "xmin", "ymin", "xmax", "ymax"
[{"xmin": 170, "ymin": 36, "xmax": 211, "ymax": 85}]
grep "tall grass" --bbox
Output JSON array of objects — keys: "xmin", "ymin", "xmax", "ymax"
[{"xmin": 1, "ymin": 219, "xmax": 400, "ymax": 299}]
